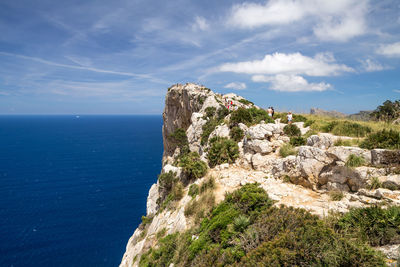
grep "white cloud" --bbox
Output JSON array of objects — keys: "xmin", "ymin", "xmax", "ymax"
[
  {"xmin": 224, "ymin": 82, "xmax": 247, "ymax": 90},
  {"xmin": 361, "ymin": 59, "xmax": 384, "ymax": 72},
  {"xmin": 228, "ymin": 0, "xmax": 368, "ymax": 42},
  {"xmin": 218, "ymin": 52, "xmax": 353, "ymax": 76},
  {"xmin": 192, "ymin": 16, "xmax": 209, "ymax": 31},
  {"xmin": 394, "ymin": 89, "xmax": 400, "ymax": 93},
  {"xmin": 252, "ymin": 74, "xmax": 331, "ymax": 92},
  {"xmin": 376, "ymin": 42, "xmax": 400, "ymax": 57},
  {"xmin": 0, "ymin": 90, "xmax": 10, "ymax": 96}
]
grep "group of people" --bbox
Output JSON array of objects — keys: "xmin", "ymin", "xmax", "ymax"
[
  {"xmin": 224, "ymin": 98, "xmax": 238, "ymax": 110},
  {"xmin": 267, "ymin": 106, "xmax": 293, "ymax": 124}
]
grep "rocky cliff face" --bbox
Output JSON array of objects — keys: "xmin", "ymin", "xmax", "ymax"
[{"xmin": 121, "ymin": 83, "xmax": 400, "ymax": 267}]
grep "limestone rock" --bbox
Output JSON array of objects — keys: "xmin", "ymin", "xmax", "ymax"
[
  {"xmin": 162, "ymin": 164, "xmax": 182, "ymax": 178},
  {"xmin": 146, "ymin": 183, "xmax": 159, "ymax": 216},
  {"xmin": 380, "ymin": 175, "xmax": 400, "ymax": 190},
  {"xmin": 327, "ymin": 146, "xmax": 371, "ymax": 164},
  {"xmin": 209, "ymin": 124, "xmax": 230, "ymax": 140},
  {"xmin": 371, "ymin": 149, "xmax": 400, "ymax": 166},
  {"xmin": 245, "ymin": 139, "xmax": 273, "ymax": 155},
  {"xmin": 376, "ymin": 244, "xmax": 400, "ymax": 260},
  {"xmin": 247, "ymin": 124, "xmax": 273, "ymax": 140},
  {"xmin": 306, "ymin": 133, "xmax": 336, "ymax": 149},
  {"xmin": 186, "ymin": 112, "xmax": 207, "ymax": 154},
  {"xmin": 251, "ymin": 153, "xmax": 276, "ymax": 171}
]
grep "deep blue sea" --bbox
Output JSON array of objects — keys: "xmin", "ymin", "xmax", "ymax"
[{"xmin": 0, "ymin": 115, "xmax": 163, "ymax": 267}]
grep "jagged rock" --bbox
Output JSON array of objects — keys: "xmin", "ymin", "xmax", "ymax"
[
  {"xmin": 371, "ymin": 149, "xmax": 400, "ymax": 166},
  {"xmin": 292, "ymin": 122, "xmax": 310, "ymax": 135},
  {"xmin": 306, "ymin": 133, "xmax": 336, "ymax": 149},
  {"xmin": 199, "ymin": 95, "xmax": 221, "ymax": 114},
  {"xmin": 247, "ymin": 124, "xmax": 273, "ymax": 140},
  {"xmin": 186, "ymin": 112, "xmax": 207, "ymax": 154},
  {"xmin": 327, "ymin": 146, "xmax": 371, "ymax": 163},
  {"xmin": 146, "ymin": 183, "xmax": 159, "ymax": 215},
  {"xmin": 245, "ymin": 139, "xmax": 273, "ymax": 155},
  {"xmin": 251, "ymin": 153, "xmax": 276, "ymax": 171},
  {"xmin": 380, "ymin": 175, "xmax": 400, "ymax": 190},
  {"xmin": 376, "ymin": 244, "xmax": 400, "ymax": 260},
  {"xmin": 326, "ymin": 182, "xmax": 350, "ymax": 192},
  {"xmin": 238, "ymin": 123, "xmax": 248, "ymax": 132},
  {"xmin": 349, "ymin": 167, "xmax": 386, "ymax": 190},
  {"xmin": 162, "ymin": 164, "xmax": 182, "ymax": 177},
  {"xmin": 209, "ymin": 124, "xmax": 230, "ymax": 140}
]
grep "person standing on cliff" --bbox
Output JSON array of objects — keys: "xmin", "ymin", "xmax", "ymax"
[
  {"xmin": 267, "ymin": 107, "xmax": 273, "ymax": 117},
  {"xmin": 287, "ymin": 112, "xmax": 293, "ymax": 124},
  {"xmin": 271, "ymin": 107, "xmax": 275, "ymax": 118}
]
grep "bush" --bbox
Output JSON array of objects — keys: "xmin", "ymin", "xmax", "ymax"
[
  {"xmin": 283, "ymin": 124, "xmax": 301, "ymax": 137},
  {"xmin": 345, "ymin": 154, "xmax": 366, "ymax": 168},
  {"xmin": 279, "ymin": 144, "xmax": 296, "ymax": 157},
  {"xmin": 208, "ymin": 137, "xmax": 239, "ymax": 167},
  {"xmin": 322, "ymin": 121, "xmax": 372, "ymax": 137},
  {"xmin": 238, "ymin": 99, "xmax": 254, "ymax": 105},
  {"xmin": 275, "ymin": 112, "xmax": 308, "ymax": 124},
  {"xmin": 178, "ymin": 152, "xmax": 208, "ymax": 180},
  {"xmin": 199, "ymin": 177, "xmax": 215, "ymax": 193},
  {"xmin": 217, "ymin": 105, "xmax": 230, "ymax": 121},
  {"xmin": 334, "ymin": 138, "xmax": 360, "ymax": 147},
  {"xmin": 169, "ymin": 128, "xmax": 189, "ymax": 155},
  {"xmin": 289, "ymin": 136, "xmax": 306, "ymax": 146},
  {"xmin": 367, "ymin": 177, "xmax": 382, "ymax": 190},
  {"xmin": 201, "ymin": 118, "xmax": 220, "ymax": 145},
  {"xmin": 360, "ymin": 129, "xmax": 400, "ymax": 150},
  {"xmin": 230, "ymin": 126, "xmax": 244, "ymax": 142},
  {"xmin": 329, "ymin": 191, "xmax": 344, "ymax": 201},
  {"xmin": 205, "ymin": 107, "xmax": 216, "ymax": 118},
  {"xmin": 188, "ymin": 184, "xmax": 199, "ymax": 198},
  {"xmin": 230, "ymin": 107, "xmax": 273, "ymax": 127},
  {"xmin": 158, "ymin": 171, "xmax": 178, "ymax": 201},
  {"xmin": 370, "ymin": 100, "xmax": 400, "ymax": 122},
  {"xmin": 184, "ymin": 190, "xmax": 215, "ymax": 221},
  {"xmin": 234, "ymin": 215, "xmax": 250, "ymax": 232},
  {"xmin": 335, "ymin": 206, "xmax": 400, "ymax": 246}
]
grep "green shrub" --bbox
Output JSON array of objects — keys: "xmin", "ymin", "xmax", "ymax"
[
  {"xmin": 178, "ymin": 152, "xmax": 208, "ymax": 180},
  {"xmin": 283, "ymin": 124, "xmax": 301, "ymax": 137},
  {"xmin": 370, "ymin": 99, "xmax": 400, "ymax": 122},
  {"xmin": 323, "ymin": 121, "xmax": 372, "ymax": 137},
  {"xmin": 207, "ymin": 137, "xmax": 239, "ymax": 167},
  {"xmin": 184, "ymin": 190, "xmax": 215, "ymax": 221},
  {"xmin": 199, "ymin": 177, "xmax": 215, "ymax": 193},
  {"xmin": 217, "ymin": 105, "xmax": 229, "ymax": 121},
  {"xmin": 335, "ymin": 206, "xmax": 400, "ymax": 246},
  {"xmin": 158, "ymin": 171, "xmax": 178, "ymax": 201},
  {"xmin": 188, "ymin": 184, "xmax": 199, "ymax": 198},
  {"xmin": 205, "ymin": 107, "xmax": 216, "ymax": 118},
  {"xmin": 304, "ymin": 119, "xmax": 315, "ymax": 127},
  {"xmin": 230, "ymin": 126, "xmax": 244, "ymax": 142},
  {"xmin": 360, "ymin": 129, "xmax": 400, "ymax": 149},
  {"xmin": 141, "ymin": 215, "xmax": 154, "ymax": 228},
  {"xmin": 169, "ymin": 128, "xmax": 189, "ymax": 155},
  {"xmin": 172, "ymin": 181, "xmax": 184, "ymax": 201},
  {"xmin": 139, "ymin": 233, "xmax": 179, "ymax": 267},
  {"xmin": 345, "ymin": 154, "xmax": 366, "ymax": 168},
  {"xmin": 275, "ymin": 112, "xmax": 308, "ymax": 124},
  {"xmin": 279, "ymin": 144, "xmax": 296, "ymax": 157},
  {"xmin": 289, "ymin": 136, "xmax": 306, "ymax": 146},
  {"xmin": 367, "ymin": 177, "xmax": 382, "ymax": 190},
  {"xmin": 233, "ymin": 215, "xmax": 250, "ymax": 232},
  {"xmin": 201, "ymin": 118, "xmax": 220, "ymax": 145},
  {"xmin": 230, "ymin": 107, "xmax": 273, "ymax": 127},
  {"xmin": 334, "ymin": 138, "xmax": 360, "ymax": 147},
  {"xmin": 238, "ymin": 99, "xmax": 254, "ymax": 105},
  {"xmin": 329, "ymin": 190, "xmax": 344, "ymax": 201}
]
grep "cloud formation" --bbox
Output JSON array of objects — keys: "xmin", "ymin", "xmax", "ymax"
[
  {"xmin": 192, "ymin": 16, "xmax": 209, "ymax": 31},
  {"xmin": 252, "ymin": 74, "xmax": 331, "ymax": 92},
  {"xmin": 228, "ymin": 0, "xmax": 368, "ymax": 42},
  {"xmin": 224, "ymin": 82, "xmax": 247, "ymax": 90},
  {"xmin": 218, "ymin": 52, "xmax": 353, "ymax": 76},
  {"xmin": 376, "ymin": 42, "xmax": 400, "ymax": 57},
  {"xmin": 360, "ymin": 59, "xmax": 384, "ymax": 72}
]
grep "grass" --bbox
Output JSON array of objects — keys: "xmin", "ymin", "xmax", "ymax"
[
  {"xmin": 334, "ymin": 138, "xmax": 362, "ymax": 147},
  {"xmin": 279, "ymin": 144, "xmax": 296, "ymax": 157},
  {"xmin": 329, "ymin": 190, "xmax": 344, "ymax": 201},
  {"xmin": 188, "ymin": 184, "xmax": 199, "ymax": 198},
  {"xmin": 345, "ymin": 154, "xmax": 366, "ymax": 168},
  {"xmin": 289, "ymin": 136, "xmax": 306, "ymax": 146},
  {"xmin": 360, "ymin": 129, "xmax": 400, "ymax": 150},
  {"xmin": 141, "ymin": 184, "xmax": 388, "ymax": 267},
  {"xmin": 367, "ymin": 177, "xmax": 382, "ymax": 190}
]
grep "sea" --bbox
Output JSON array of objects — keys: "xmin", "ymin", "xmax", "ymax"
[{"xmin": 0, "ymin": 115, "xmax": 163, "ymax": 267}]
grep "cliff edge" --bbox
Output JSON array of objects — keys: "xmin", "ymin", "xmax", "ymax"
[{"xmin": 121, "ymin": 83, "xmax": 400, "ymax": 267}]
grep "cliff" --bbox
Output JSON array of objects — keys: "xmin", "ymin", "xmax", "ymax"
[{"xmin": 121, "ymin": 83, "xmax": 400, "ymax": 267}]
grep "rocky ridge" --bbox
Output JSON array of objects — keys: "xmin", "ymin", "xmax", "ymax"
[{"xmin": 121, "ymin": 83, "xmax": 400, "ymax": 266}]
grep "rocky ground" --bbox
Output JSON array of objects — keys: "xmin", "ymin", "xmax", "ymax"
[{"xmin": 121, "ymin": 83, "xmax": 400, "ymax": 267}]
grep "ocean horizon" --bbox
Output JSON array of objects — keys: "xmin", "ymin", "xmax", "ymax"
[{"xmin": 0, "ymin": 115, "xmax": 163, "ymax": 266}]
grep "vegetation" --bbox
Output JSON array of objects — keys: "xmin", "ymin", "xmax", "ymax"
[
  {"xmin": 329, "ymin": 190, "xmax": 344, "ymax": 201},
  {"xmin": 274, "ymin": 112, "xmax": 308, "ymax": 124},
  {"xmin": 140, "ymin": 215, "xmax": 154, "ymax": 229},
  {"xmin": 322, "ymin": 121, "xmax": 372, "ymax": 137},
  {"xmin": 230, "ymin": 126, "xmax": 244, "ymax": 142},
  {"xmin": 279, "ymin": 144, "xmax": 296, "ymax": 157},
  {"xmin": 169, "ymin": 128, "xmax": 189, "ymax": 155},
  {"xmin": 289, "ymin": 136, "xmax": 306, "ymax": 146},
  {"xmin": 208, "ymin": 137, "xmax": 239, "ymax": 167},
  {"xmin": 141, "ymin": 184, "xmax": 387, "ymax": 267},
  {"xmin": 184, "ymin": 187, "xmax": 215, "ymax": 222},
  {"xmin": 283, "ymin": 124, "xmax": 301, "ymax": 137},
  {"xmin": 204, "ymin": 107, "xmax": 216, "ymax": 118},
  {"xmin": 360, "ymin": 129, "xmax": 400, "ymax": 150},
  {"xmin": 178, "ymin": 152, "xmax": 208, "ymax": 180},
  {"xmin": 158, "ymin": 171, "xmax": 178, "ymax": 201},
  {"xmin": 201, "ymin": 106, "xmax": 229, "ymax": 145},
  {"xmin": 238, "ymin": 99, "xmax": 254, "ymax": 105},
  {"xmin": 367, "ymin": 177, "xmax": 382, "ymax": 190},
  {"xmin": 188, "ymin": 184, "xmax": 199, "ymax": 198},
  {"xmin": 345, "ymin": 154, "xmax": 366, "ymax": 168},
  {"xmin": 334, "ymin": 138, "xmax": 361, "ymax": 147},
  {"xmin": 199, "ymin": 177, "xmax": 215, "ymax": 193},
  {"xmin": 370, "ymin": 100, "xmax": 400, "ymax": 122},
  {"xmin": 230, "ymin": 107, "xmax": 273, "ymax": 127}
]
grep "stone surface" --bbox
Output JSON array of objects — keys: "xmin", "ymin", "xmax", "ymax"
[
  {"xmin": 380, "ymin": 175, "xmax": 400, "ymax": 190},
  {"xmin": 327, "ymin": 146, "xmax": 371, "ymax": 164},
  {"xmin": 245, "ymin": 139, "xmax": 273, "ymax": 154},
  {"xmin": 371, "ymin": 149, "xmax": 400, "ymax": 166},
  {"xmin": 146, "ymin": 183, "xmax": 159, "ymax": 215},
  {"xmin": 208, "ymin": 124, "xmax": 230, "ymax": 140},
  {"xmin": 186, "ymin": 112, "xmax": 207, "ymax": 154},
  {"xmin": 306, "ymin": 133, "xmax": 336, "ymax": 149}
]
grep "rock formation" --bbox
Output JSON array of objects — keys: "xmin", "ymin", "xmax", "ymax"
[{"xmin": 121, "ymin": 83, "xmax": 400, "ymax": 267}]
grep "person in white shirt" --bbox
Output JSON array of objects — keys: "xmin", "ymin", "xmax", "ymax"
[{"xmin": 287, "ymin": 112, "xmax": 293, "ymax": 124}]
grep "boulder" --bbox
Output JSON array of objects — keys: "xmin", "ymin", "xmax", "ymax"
[
  {"xmin": 251, "ymin": 153, "xmax": 276, "ymax": 171},
  {"xmin": 247, "ymin": 124, "xmax": 273, "ymax": 140},
  {"xmin": 245, "ymin": 139, "xmax": 273, "ymax": 155},
  {"xmin": 209, "ymin": 124, "xmax": 230, "ymax": 140},
  {"xmin": 306, "ymin": 133, "xmax": 335, "ymax": 149},
  {"xmin": 293, "ymin": 122, "xmax": 310, "ymax": 135},
  {"xmin": 371, "ymin": 149, "xmax": 400, "ymax": 166},
  {"xmin": 186, "ymin": 112, "xmax": 207, "ymax": 153},
  {"xmin": 379, "ymin": 175, "xmax": 400, "ymax": 190},
  {"xmin": 327, "ymin": 146, "xmax": 371, "ymax": 164}
]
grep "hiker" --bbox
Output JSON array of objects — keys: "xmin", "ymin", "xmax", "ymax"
[
  {"xmin": 271, "ymin": 107, "xmax": 275, "ymax": 118},
  {"xmin": 287, "ymin": 112, "xmax": 293, "ymax": 124},
  {"xmin": 267, "ymin": 107, "xmax": 273, "ymax": 117}
]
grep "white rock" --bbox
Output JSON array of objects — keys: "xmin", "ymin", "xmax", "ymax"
[
  {"xmin": 209, "ymin": 124, "xmax": 230, "ymax": 140},
  {"xmin": 371, "ymin": 149, "xmax": 400, "ymax": 166},
  {"xmin": 247, "ymin": 124, "xmax": 274, "ymax": 140},
  {"xmin": 186, "ymin": 112, "xmax": 207, "ymax": 153},
  {"xmin": 245, "ymin": 139, "xmax": 273, "ymax": 154},
  {"xmin": 327, "ymin": 146, "xmax": 371, "ymax": 164},
  {"xmin": 162, "ymin": 164, "xmax": 182, "ymax": 177},
  {"xmin": 146, "ymin": 183, "xmax": 159, "ymax": 216},
  {"xmin": 306, "ymin": 133, "xmax": 336, "ymax": 150}
]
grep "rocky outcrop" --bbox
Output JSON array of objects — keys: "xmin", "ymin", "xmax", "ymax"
[{"xmin": 371, "ymin": 149, "xmax": 400, "ymax": 166}]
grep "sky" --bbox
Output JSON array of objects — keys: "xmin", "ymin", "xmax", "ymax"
[{"xmin": 0, "ymin": 0, "xmax": 399, "ymax": 114}]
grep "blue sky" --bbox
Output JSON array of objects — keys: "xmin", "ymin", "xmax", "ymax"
[{"xmin": 0, "ymin": 0, "xmax": 399, "ymax": 114}]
